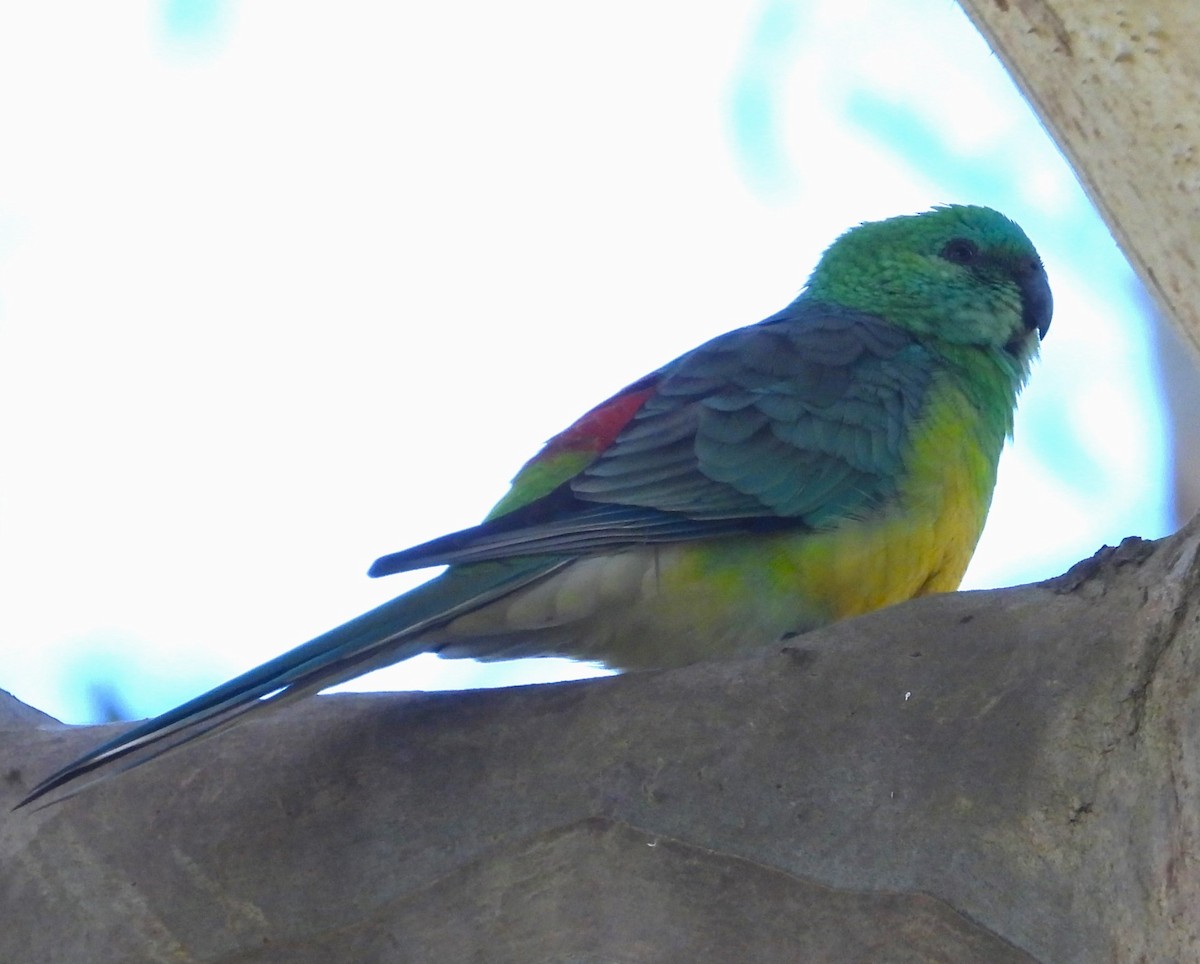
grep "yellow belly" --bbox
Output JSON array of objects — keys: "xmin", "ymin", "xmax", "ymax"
[{"xmin": 778, "ymin": 380, "xmax": 1000, "ymax": 622}]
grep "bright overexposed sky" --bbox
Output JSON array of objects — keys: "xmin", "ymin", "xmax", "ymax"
[{"xmin": 0, "ymin": 0, "xmax": 1173, "ymax": 723}]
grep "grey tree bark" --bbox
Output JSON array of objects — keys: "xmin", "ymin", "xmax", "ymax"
[
  {"xmin": 5, "ymin": 2, "xmax": 1199, "ymax": 961},
  {"xmin": 4, "ymin": 521, "xmax": 1200, "ymax": 962}
]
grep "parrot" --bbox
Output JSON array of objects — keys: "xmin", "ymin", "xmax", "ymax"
[{"xmin": 17, "ymin": 204, "xmax": 1051, "ymax": 808}]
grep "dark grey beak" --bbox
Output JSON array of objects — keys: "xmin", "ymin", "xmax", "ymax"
[{"xmin": 1018, "ymin": 256, "xmax": 1052, "ymax": 339}]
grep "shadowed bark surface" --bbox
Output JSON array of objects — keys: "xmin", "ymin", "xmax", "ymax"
[{"xmin": 4, "ymin": 519, "xmax": 1199, "ymax": 962}]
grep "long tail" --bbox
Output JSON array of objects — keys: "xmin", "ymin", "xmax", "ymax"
[{"xmin": 16, "ymin": 556, "xmax": 567, "ymax": 809}]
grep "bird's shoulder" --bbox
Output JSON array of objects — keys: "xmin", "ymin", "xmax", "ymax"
[{"xmin": 571, "ymin": 302, "xmax": 935, "ymax": 524}]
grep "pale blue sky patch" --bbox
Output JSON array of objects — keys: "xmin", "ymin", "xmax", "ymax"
[
  {"xmin": 728, "ymin": 0, "xmax": 801, "ymax": 197},
  {"xmin": 160, "ymin": 0, "xmax": 229, "ymax": 51}
]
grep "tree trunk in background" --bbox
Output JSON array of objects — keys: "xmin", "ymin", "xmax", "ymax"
[
  {"xmin": 1153, "ymin": 309, "xmax": 1200, "ymax": 525},
  {"xmin": 959, "ymin": 0, "xmax": 1200, "ymax": 359},
  {"xmin": 5, "ymin": 3, "xmax": 1200, "ymax": 961},
  {"xmin": 4, "ymin": 519, "xmax": 1200, "ymax": 962}
]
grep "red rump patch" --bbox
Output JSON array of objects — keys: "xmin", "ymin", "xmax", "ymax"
[{"xmin": 544, "ymin": 377, "xmax": 658, "ymax": 455}]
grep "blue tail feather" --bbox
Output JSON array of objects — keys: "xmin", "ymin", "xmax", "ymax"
[{"xmin": 16, "ymin": 556, "xmax": 567, "ymax": 809}]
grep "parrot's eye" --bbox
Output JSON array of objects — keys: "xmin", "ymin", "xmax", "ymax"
[{"xmin": 940, "ymin": 238, "xmax": 980, "ymax": 266}]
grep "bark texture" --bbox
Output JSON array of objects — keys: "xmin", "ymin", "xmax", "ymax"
[{"xmin": 5, "ymin": 519, "xmax": 1199, "ymax": 962}]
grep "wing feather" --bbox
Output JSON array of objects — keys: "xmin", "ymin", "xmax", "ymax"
[{"xmin": 370, "ymin": 301, "xmax": 932, "ymax": 576}]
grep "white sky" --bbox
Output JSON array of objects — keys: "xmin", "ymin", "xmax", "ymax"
[{"xmin": 0, "ymin": 0, "xmax": 1172, "ymax": 723}]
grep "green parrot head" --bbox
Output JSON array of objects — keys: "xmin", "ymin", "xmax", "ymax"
[{"xmin": 803, "ymin": 205, "xmax": 1052, "ymax": 364}]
